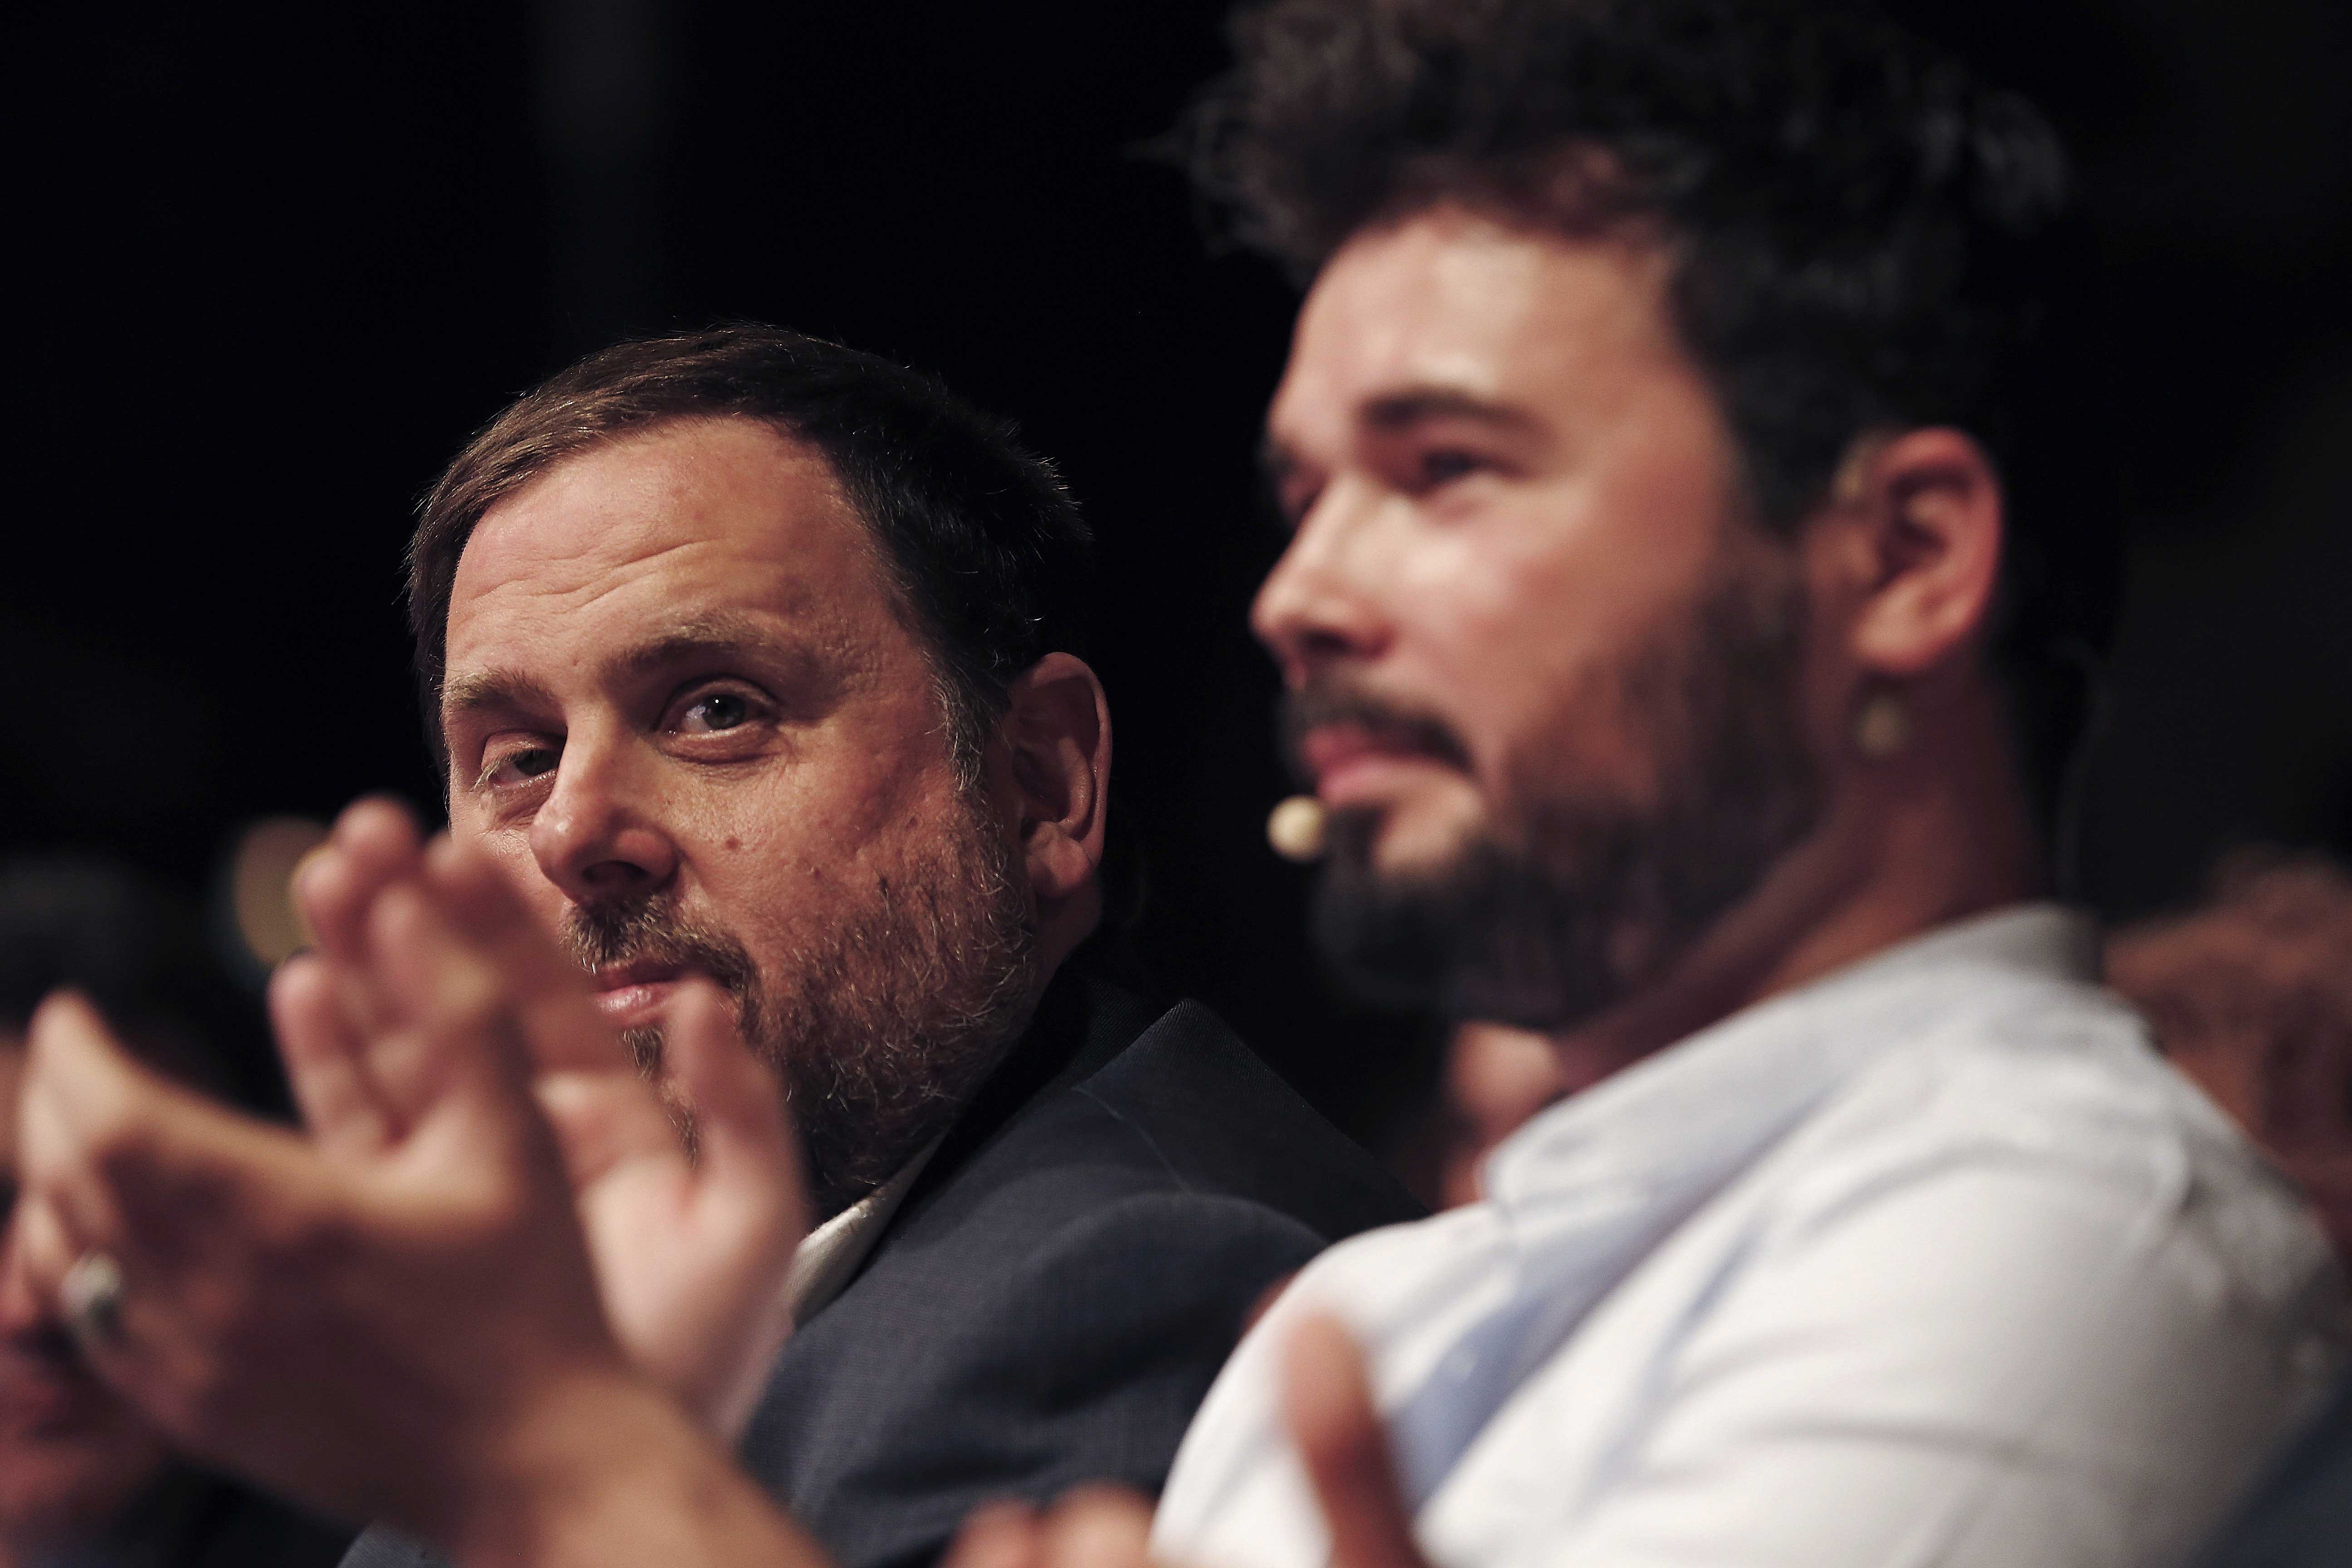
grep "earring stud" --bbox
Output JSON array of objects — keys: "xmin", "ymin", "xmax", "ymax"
[{"xmin": 1854, "ymin": 691, "xmax": 1910, "ymax": 760}]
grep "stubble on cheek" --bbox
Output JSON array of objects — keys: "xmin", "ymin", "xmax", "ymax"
[{"xmin": 575, "ymin": 782, "xmax": 1039, "ymax": 1218}]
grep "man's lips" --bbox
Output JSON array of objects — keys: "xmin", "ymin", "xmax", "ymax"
[
  {"xmin": 589, "ymin": 960, "xmax": 691, "ymax": 1024},
  {"xmin": 1299, "ymin": 723, "xmax": 1462, "ymax": 808}
]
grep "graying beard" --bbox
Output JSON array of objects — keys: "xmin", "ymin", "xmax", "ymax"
[{"xmin": 591, "ymin": 801, "xmax": 1038, "ymax": 1220}]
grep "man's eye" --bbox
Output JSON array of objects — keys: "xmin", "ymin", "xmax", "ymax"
[
  {"xmin": 480, "ymin": 745, "xmax": 560, "ymax": 789},
  {"xmin": 681, "ymin": 692, "xmax": 753, "ymax": 734},
  {"xmin": 1419, "ymin": 449, "xmax": 1487, "ymax": 486}
]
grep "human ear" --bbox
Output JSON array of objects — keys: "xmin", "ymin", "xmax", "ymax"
[
  {"xmin": 1000, "ymin": 653, "xmax": 1111, "ymax": 906},
  {"xmin": 1833, "ymin": 427, "xmax": 2006, "ymax": 680}
]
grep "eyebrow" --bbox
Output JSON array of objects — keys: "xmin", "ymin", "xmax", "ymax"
[
  {"xmin": 606, "ymin": 611, "xmax": 797, "ymax": 684},
  {"xmin": 1359, "ymin": 386, "xmax": 1543, "ymax": 435},
  {"xmin": 441, "ymin": 667, "xmax": 559, "ymax": 725},
  {"xmin": 1258, "ymin": 383, "xmax": 1546, "ymax": 485},
  {"xmin": 440, "ymin": 612, "xmax": 816, "ymax": 730}
]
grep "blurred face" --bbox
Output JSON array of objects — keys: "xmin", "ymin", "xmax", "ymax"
[
  {"xmin": 0, "ymin": 1034, "xmax": 176, "ymax": 1549},
  {"xmin": 1257, "ymin": 209, "xmax": 1822, "ymax": 1027},
  {"xmin": 441, "ymin": 417, "xmax": 1035, "ymax": 1215}
]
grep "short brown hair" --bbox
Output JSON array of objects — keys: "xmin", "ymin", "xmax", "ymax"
[{"xmin": 407, "ymin": 325, "xmax": 1093, "ymax": 781}]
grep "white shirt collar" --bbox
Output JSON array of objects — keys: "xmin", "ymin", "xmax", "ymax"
[
  {"xmin": 783, "ymin": 1136, "xmax": 944, "ymax": 1325},
  {"xmin": 1483, "ymin": 902, "xmax": 2101, "ymax": 1210}
]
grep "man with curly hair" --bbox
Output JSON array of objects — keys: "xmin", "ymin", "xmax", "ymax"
[
  {"xmin": 10, "ymin": 5, "xmax": 2345, "ymax": 1568},
  {"xmin": 1006, "ymin": 3, "xmax": 2348, "ymax": 1567}
]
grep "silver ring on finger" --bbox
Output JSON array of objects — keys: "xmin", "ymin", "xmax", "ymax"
[{"xmin": 59, "ymin": 1251, "xmax": 127, "ymax": 1351}]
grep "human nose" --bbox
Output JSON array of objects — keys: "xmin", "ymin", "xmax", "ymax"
[
  {"xmin": 526, "ymin": 735, "xmax": 680, "ymax": 904},
  {"xmin": 1251, "ymin": 484, "xmax": 1393, "ymax": 686}
]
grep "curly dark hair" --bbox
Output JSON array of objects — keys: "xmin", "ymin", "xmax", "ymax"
[{"xmin": 1182, "ymin": 0, "xmax": 2121, "ymax": 833}]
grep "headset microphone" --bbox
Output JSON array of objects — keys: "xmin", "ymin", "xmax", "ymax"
[{"xmin": 1266, "ymin": 795, "xmax": 1328, "ymax": 863}]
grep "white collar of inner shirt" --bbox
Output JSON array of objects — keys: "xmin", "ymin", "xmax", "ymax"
[
  {"xmin": 784, "ymin": 1137, "xmax": 945, "ymax": 1326},
  {"xmin": 1477, "ymin": 901, "xmax": 2103, "ymax": 1213}
]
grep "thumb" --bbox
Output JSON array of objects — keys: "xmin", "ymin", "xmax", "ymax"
[
  {"xmin": 1282, "ymin": 1314, "xmax": 1423, "ymax": 1568},
  {"xmin": 666, "ymin": 981, "xmax": 807, "ymax": 1247},
  {"xmin": 364, "ymin": 882, "xmax": 549, "ymax": 1176},
  {"xmin": 268, "ymin": 952, "xmax": 393, "ymax": 1158},
  {"xmin": 662, "ymin": 981, "xmax": 806, "ymax": 1437},
  {"xmin": 944, "ymin": 1502, "xmax": 1044, "ymax": 1568}
]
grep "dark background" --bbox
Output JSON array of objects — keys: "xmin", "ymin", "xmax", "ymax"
[{"xmin": 6, "ymin": 0, "xmax": 2350, "ymax": 1161}]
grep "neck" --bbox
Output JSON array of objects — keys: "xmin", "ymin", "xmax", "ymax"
[
  {"xmin": 1551, "ymin": 680, "xmax": 2043, "ymax": 1082},
  {"xmin": 1033, "ymin": 881, "xmax": 1104, "ymax": 984}
]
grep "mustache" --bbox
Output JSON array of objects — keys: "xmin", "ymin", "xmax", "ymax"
[
  {"xmin": 561, "ymin": 897, "xmax": 758, "ymax": 1001},
  {"xmin": 1278, "ymin": 681, "xmax": 1474, "ymax": 785}
]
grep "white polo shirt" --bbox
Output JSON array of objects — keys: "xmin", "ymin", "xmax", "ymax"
[{"xmin": 1154, "ymin": 906, "xmax": 2346, "ymax": 1568}]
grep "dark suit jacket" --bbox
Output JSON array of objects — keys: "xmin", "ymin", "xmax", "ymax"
[
  {"xmin": 31, "ymin": 1473, "xmax": 350, "ymax": 1568},
  {"xmin": 2197, "ymin": 1368, "xmax": 2352, "ymax": 1568},
  {"xmin": 343, "ymin": 965, "xmax": 1421, "ymax": 1568}
]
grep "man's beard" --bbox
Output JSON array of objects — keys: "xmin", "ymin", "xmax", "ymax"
[
  {"xmin": 561, "ymin": 798, "xmax": 1038, "ymax": 1220},
  {"xmin": 1291, "ymin": 541, "xmax": 1822, "ymax": 1030}
]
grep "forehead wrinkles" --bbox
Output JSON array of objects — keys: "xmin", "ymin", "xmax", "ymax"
[
  {"xmin": 455, "ymin": 532, "xmax": 817, "ymax": 632},
  {"xmin": 446, "ymin": 423, "xmax": 885, "ymax": 659}
]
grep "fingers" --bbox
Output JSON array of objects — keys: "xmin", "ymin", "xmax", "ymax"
[
  {"xmin": 21, "ymin": 995, "xmax": 151, "ymax": 1254},
  {"xmin": 289, "ymin": 799, "xmax": 428, "ymax": 1080},
  {"xmin": 362, "ymin": 881, "xmax": 590, "ymax": 1212},
  {"xmin": 528, "ymin": 982, "xmax": 716, "ymax": 1193},
  {"xmin": 666, "ymin": 982, "xmax": 806, "ymax": 1436},
  {"xmin": 269, "ymin": 954, "xmax": 393, "ymax": 1157},
  {"xmin": 949, "ymin": 1503, "xmax": 1047, "ymax": 1568},
  {"xmin": 955, "ymin": 1489, "xmax": 1155, "ymax": 1568},
  {"xmin": 24, "ymin": 993, "xmax": 316, "ymax": 1255},
  {"xmin": 426, "ymin": 838, "xmax": 629, "ymax": 1072},
  {"xmin": 291, "ymin": 825, "xmax": 618, "ymax": 1193},
  {"xmin": 18, "ymin": 994, "xmax": 327, "ymax": 1410},
  {"xmin": 1037, "ymin": 1488, "xmax": 1155, "ymax": 1568},
  {"xmin": 534, "ymin": 1068, "xmax": 687, "ymax": 1193},
  {"xmin": 1283, "ymin": 1315, "xmax": 1424, "ymax": 1568},
  {"xmin": 282, "ymin": 813, "xmax": 621, "ymax": 1147},
  {"xmin": 364, "ymin": 881, "xmax": 536, "ymax": 1128},
  {"xmin": 294, "ymin": 798, "xmax": 426, "ymax": 968},
  {"xmin": 538, "ymin": 979, "xmax": 802, "ymax": 1437},
  {"xmin": 7, "ymin": 1168, "xmax": 84, "ymax": 1327},
  {"xmin": 421, "ymin": 835, "xmax": 630, "ymax": 1075},
  {"xmin": 420, "ymin": 836, "xmax": 565, "ymax": 985},
  {"xmin": 665, "ymin": 981, "xmax": 806, "ymax": 1236}
]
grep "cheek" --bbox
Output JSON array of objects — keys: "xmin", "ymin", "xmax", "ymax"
[
  {"xmin": 1403, "ymin": 488, "xmax": 1722, "ymax": 796},
  {"xmin": 678, "ymin": 747, "xmax": 973, "ymax": 934},
  {"xmin": 1390, "ymin": 529, "xmax": 1612, "ymax": 786}
]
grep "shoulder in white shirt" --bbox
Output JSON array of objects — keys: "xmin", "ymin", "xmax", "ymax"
[{"xmin": 1153, "ymin": 906, "xmax": 2348, "ymax": 1568}]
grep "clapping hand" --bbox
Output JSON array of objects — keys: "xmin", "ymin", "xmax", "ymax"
[
  {"xmin": 944, "ymin": 1315, "xmax": 1431, "ymax": 1568},
  {"xmin": 10, "ymin": 893, "xmax": 628, "ymax": 1537},
  {"xmin": 8, "ymin": 794, "xmax": 808, "ymax": 1539},
  {"xmin": 283, "ymin": 799, "xmax": 805, "ymax": 1433}
]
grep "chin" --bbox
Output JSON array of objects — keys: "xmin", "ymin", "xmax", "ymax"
[{"xmin": 1358, "ymin": 796, "xmax": 1489, "ymax": 882}]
